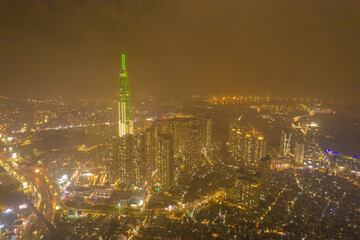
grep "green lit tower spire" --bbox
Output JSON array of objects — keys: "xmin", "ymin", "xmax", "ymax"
[
  {"xmin": 118, "ymin": 54, "xmax": 133, "ymax": 137},
  {"xmin": 122, "ymin": 54, "xmax": 126, "ymax": 71}
]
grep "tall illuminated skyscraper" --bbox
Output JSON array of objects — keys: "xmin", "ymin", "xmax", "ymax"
[
  {"xmin": 304, "ymin": 122, "xmax": 319, "ymax": 159},
  {"xmin": 279, "ymin": 130, "xmax": 291, "ymax": 157},
  {"xmin": 118, "ymin": 54, "xmax": 133, "ymax": 137}
]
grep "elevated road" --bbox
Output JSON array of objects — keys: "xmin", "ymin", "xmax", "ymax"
[{"xmin": 0, "ymin": 153, "xmax": 64, "ymax": 239}]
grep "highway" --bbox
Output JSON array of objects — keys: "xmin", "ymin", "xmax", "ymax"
[{"xmin": 0, "ymin": 153, "xmax": 64, "ymax": 239}]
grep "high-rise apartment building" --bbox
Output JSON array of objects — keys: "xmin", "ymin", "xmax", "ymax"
[
  {"xmin": 143, "ymin": 127, "xmax": 159, "ymax": 182},
  {"xmin": 157, "ymin": 134, "xmax": 174, "ymax": 191},
  {"xmin": 259, "ymin": 155, "xmax": 271, "ymax": 200},
  {"xmin": 294, "ymin": 141, "xmax": 305, "ymax": 165},
  {"xmin": 106, "ymin": 134, "xmax": 149, "ymax": 188},
  {"xmin": 225, "ymin": 156, "xmax": 271, "ymax": 208},
  {"xmin": 233, "ymin": 168, "xmax": 261, "ymax": 209},
  {"xmin": 105, "ymin": 135, "xmax": 133, "ymax": 187},
  {"xmin": 132, "ymin": 133, "xmax": 147, "ymax": 186},
  {"xmin": 259, "ymin": 155, "xmax": 271, "ymax": 181}
]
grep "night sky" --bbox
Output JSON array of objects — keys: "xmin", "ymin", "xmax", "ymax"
[{"xmin": 0, "ymin": 0, "xmax": 359, "ymax": 99}]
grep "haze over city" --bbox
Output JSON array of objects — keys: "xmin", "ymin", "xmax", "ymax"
[{"xmin": 1, "ymin": 0, "xmax": 359, "ymax": 99}]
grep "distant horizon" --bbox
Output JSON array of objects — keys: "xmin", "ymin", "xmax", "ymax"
[{"xmin": 1, "ymin": 92, "xmax": 359, "ymax": 102}]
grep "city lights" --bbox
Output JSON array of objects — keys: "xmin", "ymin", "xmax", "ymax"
[{"xmin": 0, "ymin": 1, "xmax": 359, "ymax": 239}]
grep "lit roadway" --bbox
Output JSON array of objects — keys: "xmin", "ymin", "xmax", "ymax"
[
  {"xmin": 0, "ymin": 153, "xmax": 64, "ymax": 240},
  {"xmin": 0, "ymin": 154, "xmax": 55, "ymax": 219}
]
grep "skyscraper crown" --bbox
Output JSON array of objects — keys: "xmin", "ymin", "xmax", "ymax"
[{"xmin": 122, "ymin": 54, "xmax": 126, "ymax": 71}]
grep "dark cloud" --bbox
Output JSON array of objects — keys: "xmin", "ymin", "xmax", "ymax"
[{"xmin": 0, "ymin": 0, "xmax": 359, "ymax": 99}]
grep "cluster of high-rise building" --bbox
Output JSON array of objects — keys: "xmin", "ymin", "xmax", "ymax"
[
  {"xmin": 106, "ymin": 118, "xmax": 211, "ymax": 190},
  {"xmin": 228, "ymin": 123, "xmax": 267, "ymax": 167},
  {"xmin": 279, "ymin": 122, "xmax": 322, "ymax": 165},
  {"xmin": 105, "ymin": 55, "xmax": 211, "ymax": 191},
  {"xmin": 226, "ymin": 122, "xmax": 270, "ymax": 208},
  {"xmin": 156, "ymin": 117, "xmax": 211, "ymax": 170}
]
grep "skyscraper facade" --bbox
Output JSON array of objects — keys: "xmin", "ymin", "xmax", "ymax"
[
  {"xmin": 304, "ymin": 122, "xmax": 319, "ymax": 159},
  {"xmin": 105, "ymin": 135, "xmax": 133, "ymax": 187},
  {"xmin": 118, "ymin": 54, "xmax": 133, "ymax": 137},
  {"xmin": 143, "ymin": 126, "xmax": 159, "ymax": 182},
  {"xmin": 279, "ymin": 130, "xmax": 291, "ymax": 157},
  {"xmin": 290, "ymin": 123, "xmax": 306, "ymax": 155},
  {"xmin": 294, "ymin": 141, "xmax": 305, "ymax": 165},
  {"xmin": 132, "ymin": 133, "xmax": 147, "ymax": 186},
  {"xmin": 157, "ymin": 134, "xmax": 175, "ymax": 191}
]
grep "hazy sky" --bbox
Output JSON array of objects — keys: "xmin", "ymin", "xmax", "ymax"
[{"xmin": 0, "ymin": 0, "xmax": 359, "ymax": 99}]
